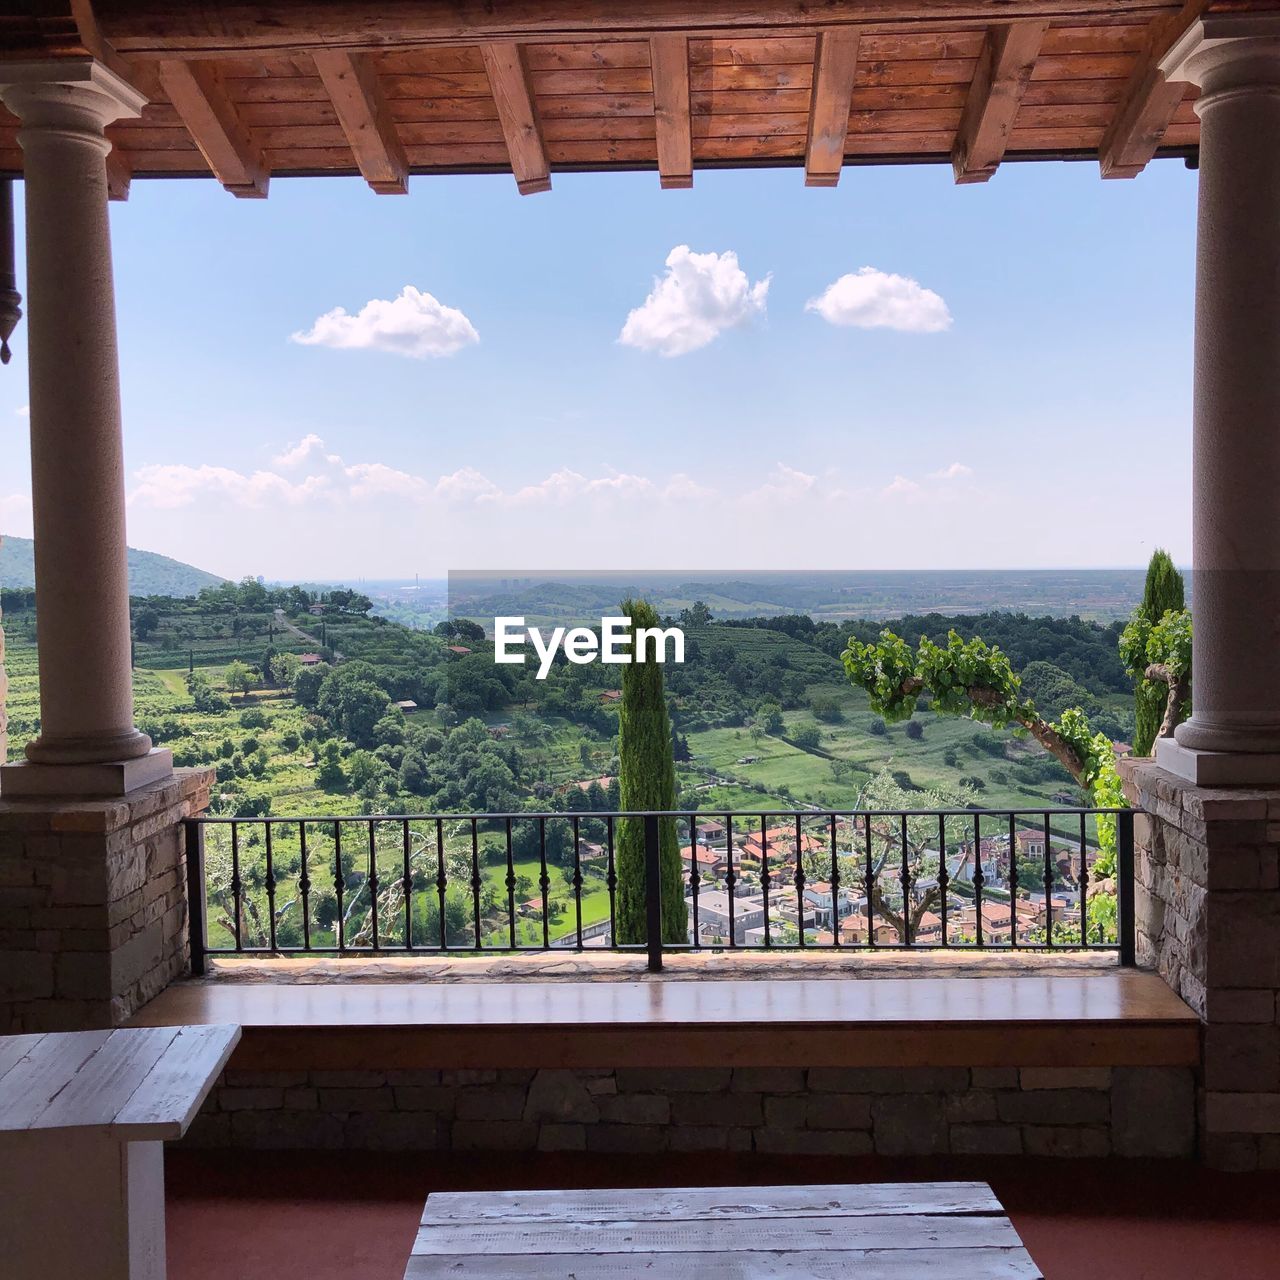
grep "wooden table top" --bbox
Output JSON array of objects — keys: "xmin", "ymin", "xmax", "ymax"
[
  {"xmin": 0, "ymin": 1025, "xmax": 240, "ymax": 1141},
  {"xmin": 407, "ymin": 1182, "xmax": 1043, "ymax": 1278}
]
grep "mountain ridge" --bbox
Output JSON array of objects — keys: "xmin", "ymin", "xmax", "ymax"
[{"xmin": 0, "ymin": 534, "xmax": 227, "ymax": 597}]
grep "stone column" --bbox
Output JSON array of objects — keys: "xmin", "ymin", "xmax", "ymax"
[
  {"xmin": 0, "ymin": 61, "xmax": 170, "ymax": 796},
  {"xmin": 1156, "ymin": 14, "xmax": 1280, "ymax": 786}
]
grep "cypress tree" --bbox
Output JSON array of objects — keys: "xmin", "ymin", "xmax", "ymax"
[
  {"xmin": 614, "ymin": 599, "xmax": 688, "ymax": 946},
  {"xmin": 1133, "ymin": 548, "xmax": 1186, "ymax": 755}
]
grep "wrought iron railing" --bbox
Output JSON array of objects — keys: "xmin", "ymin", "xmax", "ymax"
[{"xmin": 185, "ymin": 807, "xmax": 1136, "ymax": 974}]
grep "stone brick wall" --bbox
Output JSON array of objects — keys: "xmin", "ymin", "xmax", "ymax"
[
  {"xmin": 0, "ymin": 768, "xmax": 213, "ymax": 1032},
  {"xmin": 1121, "ymin": 758, "xmax": 1280, "ymax": 1170},
  {"xmin": 183, "ymin": 1064, "xmax": 1194, "ymax": 1158}
]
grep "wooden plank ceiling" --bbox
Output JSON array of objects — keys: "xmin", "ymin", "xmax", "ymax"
[{"xmin": 0, "ymin": 1, "xmax": 1211, "ymax": 199}]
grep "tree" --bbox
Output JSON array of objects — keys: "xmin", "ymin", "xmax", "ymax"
[
  {"xmin": 316, "ymin": 741, "xmax": 346, "ymax": 790},
  {"xmin": 793, "ymin": 725, "xmax": 821, "ymax": 751},
  {"xmin": 905, "ymin": 719, "xmax": 923, "ymax": 740},
  {"xmin": 615, "ymin": 599, "xmax": 687, "ymax": 946},
  {"xmin": 224, "ymin": 660, "xmax": 256, "ymax": 700},
  {"xmin": 435, "ymin": 617, "xmax": 486, "ymax": 644},
  {"xmin": 1120, "ymin": 607, "xmax": 1192, "ymax": 746},
  {"xmin": 756, "ymin": 701, "xmax": 784, "ymax": 735},
  {"xmin": 270, "ymin": 652, "xmax": 301, "ymax": 690},
  {"xmin": 1125, "ymin": 549, "xmax": 1189, "ymax": 754},
  {"xmin": 133, "ymin": 606, "xmax": 160, "ymax": 640},
  {"xmin": 843, "ymin": 627, "xmax": 1125, "ymax": 850}
]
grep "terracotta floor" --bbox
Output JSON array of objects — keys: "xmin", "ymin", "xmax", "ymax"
[{"xmin": 167, "ymin": 1151, "xmax": 1280, "ymax": 1280}]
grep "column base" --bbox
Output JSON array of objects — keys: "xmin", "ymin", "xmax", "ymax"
[
  {"xmin": 0, "ymin": 748, "xmax": 173, "ymax": 797},
  {"xmin": 1155, "ymin": 737, "xmax": 1280, "ymax": 786}
]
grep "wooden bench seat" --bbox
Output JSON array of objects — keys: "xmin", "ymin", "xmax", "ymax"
[{"xmin": 130, "ymin": 973, "xmax": 1199, "ymax": 1071}]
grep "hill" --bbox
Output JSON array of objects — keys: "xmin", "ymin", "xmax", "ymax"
[{"xmin": 0, "ymin": 533, "xmax": 226, "ymax": 597}]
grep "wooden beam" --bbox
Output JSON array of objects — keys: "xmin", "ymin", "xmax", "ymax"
[
  {"xmin": 805, "ymin": 28, "xmax": 860, "ymax": 187},
  {"xmin": 481, "ymin": 42, "xmax": 550, "ymax": 195},
  {"xmin": 157, "ymin": 58, "xmax": 269, "ymax": 196},
  {"xmin": 93, "ymin": 1, "xmax": 1185, "ymax": 58},
  {"xmin": 1099, "ymin": 0, "xmax": 1207, "ymax": 179},
  {"xmin": 650, "ymin": 33, "xmax": 692, "ymax": 188},
  {"xmin": 951, "ymin": 20, "xmax": 1048, "ymax": 184},
  {"xmin": 105, "ymin": 146, "xmax": 131, "ymax": 200},
  {"xmin": 312, "ymin": 50, "xmax": 408, "ymax": 194}
]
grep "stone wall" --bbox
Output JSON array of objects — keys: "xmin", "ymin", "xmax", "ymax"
[
  {"xmin": 1121, "ymin": 758, "xmax": 1280, "ymax": 1170},
  {"xmin": 183, "ymin": 1063, "xmax": 1195, "ymax": 1157},
  {"xmin": 0, "ymin": 768, "xmax": 213, "ymax": 1032}
]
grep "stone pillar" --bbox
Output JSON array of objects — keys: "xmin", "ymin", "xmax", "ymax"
[
  {"xmin": 1155, "ymin": 15, "xmax": 1280, "ymax": 786},
  {"xmin": 0, "ymin": 768, "xmax": 214, "ymax": 1032},
  {"xmin": 0, "ymin": 60, "xmax": 170, "ymax": 796},
  {"xmin": 1120, "ymin": 759, "xmax": 1280, "ymax": 1169}
]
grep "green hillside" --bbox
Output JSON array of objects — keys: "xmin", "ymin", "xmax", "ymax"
[{"xmin": 0, "ymin": 534, "xmax": 226, "ymax": 597}]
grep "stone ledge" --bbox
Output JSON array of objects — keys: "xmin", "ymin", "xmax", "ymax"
[{"xmin": 0, "ymin": 767, "xmax": 213, "ymax": 832}]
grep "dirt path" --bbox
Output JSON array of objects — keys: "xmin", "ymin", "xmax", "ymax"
[{"xmin": 274, "ymin": 608, "xmax": 343, "ymax": 662}]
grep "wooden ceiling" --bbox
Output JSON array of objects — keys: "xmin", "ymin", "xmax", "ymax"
[{"xmin": 0, "ymin": 1, "xmax": 1217, "ymax": 200}]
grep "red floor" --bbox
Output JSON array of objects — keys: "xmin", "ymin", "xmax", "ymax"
[{"xmin": 167, "ymin": 1151, "xmax": 1280, "ymax": 1280}]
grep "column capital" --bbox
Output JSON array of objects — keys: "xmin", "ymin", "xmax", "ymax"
[
  {"xmin": 1161, "ymin": 13, "xmax": 1280, "ymax": 100},
  {"xmin": 0, "ymin": 59, "xmax": 147, "ymax": 138}
]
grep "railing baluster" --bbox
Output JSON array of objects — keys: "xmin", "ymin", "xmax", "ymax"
[
  {"xmin": 572, "ymin": 817, "xmax": 584, "ymax": 950},
  {"xmin": 605, "ymin": 816, "xmax": 617, "ymax": 947},
  {"xmin": 1079, "ymin": 811, "xmax": 1089, "ymax": 947},
  {"xmin": 725, "ymin": 814, "xmax": 736, "ymax": 949},
  {"xmin": 973, "ymin": 814, "xmax": 985, "ymax": 948},
  {"xmin": 1009, "ymin": 811, "xmax": 1019, "ymax": 949},
  {"xmin": 470, "ymin": 819, "xmax": 482, "ymax": 951},
  {"xmin": 367, "ymin": 819, "xmax": 379, "ymax": 951},
  {"xmin": 689, "ymin": 814, "xmax": 701, "ymax": 950},
  {"xmin": 643, "ymin": 813, "xmax": 663, "ymax": 972},
  {"xmin": 505, "ymin": 818, "xmax": 516, "ymax": 949},
  {"xmin": 938, "ymin": 814, "xmax": 948, "ymax": 948},
  {"xmin": 830, "ymin": 813, "xmax": 841, "ymax": 949},
  {"xmin": 299, "ymin": 821, "xmax": 311, "ymax": 953},
  {"xmin": 334, "ymin": 820, "xmax": 345, "ymax": 955},
  {"xmin": 230, "ymin": 821, "xmax": 242, "ymax": 950},
  {"xmin": 436, "ymin": 819, "xmax": 448, "ymax": 951},
  {"xmin": 899, "ymin": 813, "xmax": 911, "ymax": 947},
  {"xmin": 185, "ymin": 820, "xmax": 207, "ymax": 975},
  {"xmin": 538, "ymin": 816, "xmax": 550, "ymax": 950},
  {"xmin": 1118, "ymin": 809, "xmax": 1137, "ymax": 965},
  {"xmin": 265, "ymin": 821, "xmax": 277, "ymax": 952},
  {"xmin": 864, "ymin": 813, "xmax": 875, "ymax": 949},
  {"xmin": 1043, "ymin": 811, "xmax": 1054, "ymax": 948},
  {"xmin": 760, "ymin": 816, "xmax": 771, "ymax": 949},
  {"xmin": 794, "ymin": 814, "xmax": 805, "ymax": 950},
  {"xmin": 402, "ymin": 820, "xmax": 413, "ymax": 950}
]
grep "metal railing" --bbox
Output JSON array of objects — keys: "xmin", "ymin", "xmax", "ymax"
[{"xmin": 185, "ymin": 806, "xmax": 1136, "ymax": 974}]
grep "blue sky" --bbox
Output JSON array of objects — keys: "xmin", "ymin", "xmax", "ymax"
[{"xmin": 0, "ymin": 157, "xmax": 1196, "ymax": 580}]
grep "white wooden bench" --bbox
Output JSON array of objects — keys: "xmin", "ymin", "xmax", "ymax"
[
  {"xmin": 407, "ymin": 1182, "xmax": 1044, "ymax": 1278},
  {"xmin": 0, "ymin": 1023, "xmax": 240, "ymax": 1280}
]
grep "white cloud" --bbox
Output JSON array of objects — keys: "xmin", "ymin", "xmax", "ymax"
[
  {"xmin": 15, "ymin": 405, "xmax": 29, "ymax": 418},
  {"xmin": 273, "ymin": 433, "xmax": 331, "ymax": 468},
  {"xmin": 929, "ymin": 462, "xmax": 973, "ymax": 480},
  {"xmin": 883, "ymin": 475, "xmax": 923, "ymax": 499},
  {"xmin": 131, "ymin": 440, "xmax": 704, "ymax": 515},
  {"xmin": 290, "ymin": 286, "xmax": 479, "ymax": 359},
  {"xmin": 0, "ymin": 490, "xmax": 32, "ymax": 536},
  {"xmin": 619, "ymin": 246, "xmax": 769, "ymax": 356},
  {"xmin": 807, "ymin": 267, "xmax": 952, "ymax": 334}
]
